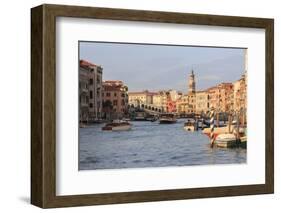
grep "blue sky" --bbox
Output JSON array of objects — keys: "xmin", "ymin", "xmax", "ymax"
[{"xmin": 79, "ymin": 42, "xmax": 245, "ymax": 93}]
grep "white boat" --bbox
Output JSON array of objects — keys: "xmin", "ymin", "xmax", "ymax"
[
  {"xmin": 159, "ymin": 113, "xmax": 177, "ymax": 124},
  {"xmin": 102, "ymin": 120, "xmax": 132, "ymax": 131},
  {"xmin": 202, "ymin": 125, "xmax": 234, "ymax": 139},
  {"xmin": 184, "ymin": 120, "xmax": 196, "ymax": 131},
  {"xmin": 215, "ymin": 133, "xmax": 237, "ymax": 148}
]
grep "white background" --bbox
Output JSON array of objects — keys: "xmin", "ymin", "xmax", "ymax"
[
  {"xmin": 57, "ymin": 18, "xmax": 265, "ymax": 195},
  {"xmin": 0, "ymin": 0, "xmax": 279, "ymax": 212}
]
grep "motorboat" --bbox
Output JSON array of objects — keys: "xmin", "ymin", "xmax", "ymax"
[
  {"xmin": 215, "ymin": 133, "xmax": 238, "ymax": 148},
  {"xmin": 184, "ymin": 119, "xmax": 196, "ymax": 131},
  {"xmin": 159, "ymin": 113, "xmax": 177, "ymax": 124},
  {"xmin": 146, "ymin": 115, "xmax": 157, "ymax": 122},
  {"xmin": 102, "ymin": 120, "xmax": 132, "ymax": 131}
]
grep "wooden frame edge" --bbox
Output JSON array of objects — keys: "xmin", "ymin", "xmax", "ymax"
[
  {"xmin": 31, "ymin": 5, "xmax": 44, "ymax": 208},
  {"xmin": 31, "ymin": 4, "xmax": 274, "ymax": 208}
]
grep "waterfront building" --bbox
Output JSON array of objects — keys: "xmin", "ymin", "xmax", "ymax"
[
  {"xmin": 176, "ymin": 95, "xmax": 187, "ymax": 114},
  {"xmin": 79, "ymin": 60, "xmax": 103, "ymax": 122},
  {"xmin": 195, "ymin": 90, "xmax": 209, "ymax": 114},
  {"xmin": 187, "ymin": 92, "xmax": 196, "ymax": 113},
  {"xmin": 102, "ymin": 80, "xmax": 128, "ymax": 119},
  {"xmin": 233, "ymin": 74, "xmax": 247, "ymax": 112},
  {"xmin": 79, "ymin": 62, "xmax": 90, "ymax": 123},
  {"xmin": 152, "ymin": 90, "xmax": 169, "ymax": 112},
  {"xmin": 176, "ymin": 94, "xmax": 196, "ymax": 114},
  {"xmin": 166, "ymin": 90, "xmax": 182, "ymax": 113},
  {"xmin": 128, "ymin": 90, "xmax": 156, "ymax": 106},
  {"xmin": 207, "ymin": 83, "xmax": 233, "ymax": 112},
  {"xmin": 233, "ymin": 49, "xmax": 248, "ymax": 112}
]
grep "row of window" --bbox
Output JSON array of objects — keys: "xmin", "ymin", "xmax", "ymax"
[
  {"xmin": 89, "ymin": 77, "xmax": 101, "ymax": 85},
  {"xmin": 102, "ymin": 92, "xmax": 126, "ymax": 97},
  {"xmin": 89, "ymin": 102, "xmax": 101, "ymax": 108}
]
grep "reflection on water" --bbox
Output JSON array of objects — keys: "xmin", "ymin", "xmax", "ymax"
[{"xmin": 79, "ymin": 119, "xmax": 246, "ymax": 170}]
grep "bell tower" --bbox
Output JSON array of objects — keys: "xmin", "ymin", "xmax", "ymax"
[{"xmin": 188, "ymin": 69, "xmax": 195, "ymax": 93}]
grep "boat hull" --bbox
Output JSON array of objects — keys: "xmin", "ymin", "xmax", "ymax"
[
  {"xmin": 214, "ymin": 133, "xmax": 238, "ymax": 148},
  {"xmin": 102, "ymin": 125, "xmax": 131, "ymax": 131},
  {"xmin": 215, "ymin": 139, "xmax": 238, "ymax": 148},
  {"xmin": 202, "ymin": 126, "xmax": 231, "ymax": 139},
  {"xmin": 184, "ymin": 126, "xmax": 195, "ymax": 131},
  {"xmin": 159, "ymin": 119, "xmax": 177, "ymax": 124}
]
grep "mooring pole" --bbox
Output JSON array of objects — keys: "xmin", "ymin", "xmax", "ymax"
[
  {"xmin": 210, "ymin": 108, "xmax": 215, "ymax": 148},
  {"xmin": 241, "ymin": 108, "xmax": 245, "ymax": 127},
  {"xmin": 228, "ymin": 112, "xmax": 231, "ymax": 133},
  {"xmin": 236, "ymin": 111, "xmax": 240, "ymax": 141},
  {"xmin": 216, "ymin": 111, "xmax": 219, "ymax": 128}
]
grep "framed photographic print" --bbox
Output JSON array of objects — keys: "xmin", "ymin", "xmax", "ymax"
[{"xmin": 31, "ymin": 4, "xmax": 274, "ymax": 208}]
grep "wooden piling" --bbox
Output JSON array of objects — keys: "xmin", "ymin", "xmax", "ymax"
[
  {"xmin": 236, "ymin": 112, "xmax": 240, "ymax": 141},
  {"xmin": 210, "ymin": 108, "xmax": 215, "ymax": 148},
  {"xmin": 216, "ymin": 112, "xmax": 219, "ymax": 128},
  {"xmin": 241, "ymin": 109, "xmax": 245, "ymax": 127},
  {"xmin": 228, "ymin": 113, "xmax": 232, "ymax": 133}
]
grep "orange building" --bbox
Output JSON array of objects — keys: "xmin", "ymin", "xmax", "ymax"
[
  {"xmin": 207, "ymin": 83, "xmax": 233, "ymax": 112},
  {"xmin": 102, "ymin": 80, "xmax": 128, "ymax": 119}
]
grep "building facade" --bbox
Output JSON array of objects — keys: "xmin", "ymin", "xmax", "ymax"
[
  {"xmin": 166, "ymin": 90, "xmax": 182, "ymax": 113},
  {"xmin": 152, "ymin": 91, "xmax": 169, "ymax": 112},
  {"xmin": 233, "ymin": 74, "xmax": 247, "ymax": 112},
  {"xmin": 128, "ymin": 90, "xmax": 155, "ymax": 106},
  {"xmin": 79, "ymin": 64, "xmax": 90, "ymax": 123},
  {"xmin": 102, "ymin": 80, "xmax": 128, "ymax": 119},
  {"xmin": 207, "ymin": 83, "xmax": 233, "ymax": 112},
  {"xmin": 195, "ymin": 90, "xmax": 209, "ymax": 114},
  {"xmin": 176, "ymin": 94, "xmax": 196, "ymax": 114},
  {"xmin": 79, "ymin": 60, "xmax": 103, "ymax": 122}
]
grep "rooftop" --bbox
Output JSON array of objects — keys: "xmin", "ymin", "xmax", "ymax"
[{"xmin": 80, "ymin": 59, "xmax": 98, "ymax": 68}]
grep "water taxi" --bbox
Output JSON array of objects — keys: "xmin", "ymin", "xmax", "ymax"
[
  {"xmin": 159, "ymin": 113, "xmax": 177, "ymax": 124},
  {"xmin": 102, "ymin": 120, "xmax": 132, "ymax": 131},
  {"xmin": 183, "ymin": 119, "xmax": 197, "ymax": 131}
]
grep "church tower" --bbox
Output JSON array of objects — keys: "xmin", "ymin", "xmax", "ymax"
[{"xmin": 188, "ymin": 69, "xmax": 195, "ymax": 93}]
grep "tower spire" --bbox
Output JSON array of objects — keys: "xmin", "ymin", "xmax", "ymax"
[{"xmin": 188, "ymin": 68, "xmax": 195, "ymax": 93}]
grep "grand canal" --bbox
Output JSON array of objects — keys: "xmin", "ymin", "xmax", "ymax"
[{"xmin": 79, "ymin": 119, "xmax": 246, "ymax": 170}]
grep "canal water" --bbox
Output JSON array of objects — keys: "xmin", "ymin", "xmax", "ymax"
[{"xmin": 79, "ymin": 119, "xmax": 246, "ymax": 170}]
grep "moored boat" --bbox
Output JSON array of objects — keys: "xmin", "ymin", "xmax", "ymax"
[
  {"xmin": 159, "ymin": 113, "xmax": 177, "ymax": 124},
  {"xmin": 202, "ymin": 125, "xmax": 234, "ymax": 139},
  {"xmin": 102, "ymin": 120, "xmax": 132, "ymax": 131},
  {"xmin": 239, "ymin": 136, "xmax": 247, "ymax": 148},
  {"xmin": 215, "ymin": 133, "xmax": 238, "ymax": 148}
]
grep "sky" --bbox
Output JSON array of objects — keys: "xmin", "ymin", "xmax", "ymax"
[{"xmin": 79, "ymin": 42, "xmax": 245, "ymax": 93}]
